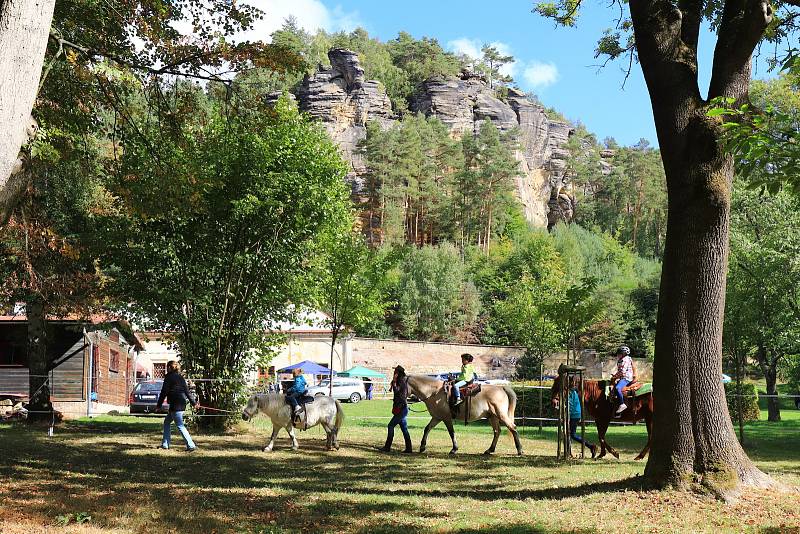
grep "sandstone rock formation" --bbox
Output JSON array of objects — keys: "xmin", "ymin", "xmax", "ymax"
[{"xmin": 296, "ymin": 48, "xmax": 575, "ymax": 227}]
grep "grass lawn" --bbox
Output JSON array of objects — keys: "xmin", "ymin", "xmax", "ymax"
[{"xmin": 1, "ymin": 401, "xmax": 799, "ymax": 533}]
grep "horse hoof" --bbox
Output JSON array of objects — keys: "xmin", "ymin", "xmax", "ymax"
[
  {"xmin": 262, "ymin": 447, "xmax": 272, "ymax": 453},
  {"xmin": 633, "ymin": 455, "xmax": 643, "ymax": 461},
  {"xmin": 516, "ymin": 450, "xmax": 524, "ymax": 456},
  {"xmin": 483, "ymin": 449, "xmax": 494, "ymax": 455},
  {"xmin": 449, "ymin": 448, "xmax": 458, "ymax": 455},
  {"xmin": 611, "ymin": 451, "xmax": 620, "ymax": 459}
]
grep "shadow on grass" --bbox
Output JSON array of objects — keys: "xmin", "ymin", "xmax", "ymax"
[{"xmin": 1, "ymin": 416, "xmax": 797, "ymax": 532}]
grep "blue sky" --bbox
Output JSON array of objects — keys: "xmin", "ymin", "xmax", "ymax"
[{"xmin": 248, "ymin": 0, "xmax": 778, "ymax": 147}]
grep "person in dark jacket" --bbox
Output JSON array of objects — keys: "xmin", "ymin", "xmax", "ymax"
[
  {"xmin": 157, "ymin": 360, "xmax": 198, "ymax": 452},
  {"xmin": 379, "ymin": 365, "xmax": 412, "ymax": 453}
]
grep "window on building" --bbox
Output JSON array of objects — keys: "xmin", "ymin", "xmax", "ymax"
[
  {"xmin": 109, "ymin": 349, "xmax": 120, "ymax": 373},
  {"xmin": 153, "ymin": 363, "xmax": 166, "ymax": 379}
]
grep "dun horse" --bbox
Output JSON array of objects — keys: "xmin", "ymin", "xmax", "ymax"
[
  {"xmin": 242, "ymin": 393, "xmax": 344, "ymax": 451},
  {"xmin": 550, "ymin": 375, "xmax": 653, "ymax": 460},
  {"xmin": 406, "ymin": 375, "xmax": 523, "ymax": 455}
]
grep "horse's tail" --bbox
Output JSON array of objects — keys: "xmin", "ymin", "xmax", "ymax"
[
  {"xmin": 503, "ymin": 385, "xmax": 517, "ymax": 424},
  {"xmin": 334, "ymin": 399, "xmax": 345, "ymax": 431}
]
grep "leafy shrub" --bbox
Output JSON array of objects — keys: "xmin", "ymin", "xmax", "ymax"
[{"xmin": 724, "ymin": 382, "xmax": 760, "ymax": 422}]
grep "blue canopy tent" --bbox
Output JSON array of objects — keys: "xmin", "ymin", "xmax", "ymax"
[
  {"xmin": 278, "ymin": 360, "xmax": 336, "ymax": 386},
  {"xmin": 277, "ymin": 360, "xmax": 336, "ymax": 375}
]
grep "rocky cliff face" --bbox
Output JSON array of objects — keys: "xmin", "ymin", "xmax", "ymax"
[{"xmin": 297, "ymin": 49, "xmax": 574, "ymax": 228}]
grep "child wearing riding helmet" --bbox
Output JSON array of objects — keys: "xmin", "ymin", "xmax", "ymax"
[
  {"xmin": 453, "ymin": 353, "xmax": 476, "ymax": 405},
  {"xmin": 612, "ymin": 345, "xmax": 634, "ymax": 415}
]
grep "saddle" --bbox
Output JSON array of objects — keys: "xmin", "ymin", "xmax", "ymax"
[
  {"xmin": 607, "ymin": 381, "xmax": 652, "ymax": 399},
  {"xmin": 284, "ymin": 395, "xmax": 315, "ymax": 406},
  {"xmin": 460, "ymin": 383, "xmax": 481, "ymax": 398}
]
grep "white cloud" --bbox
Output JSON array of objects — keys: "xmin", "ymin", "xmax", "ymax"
[
  {"xmin": 447, "ymin": 38, "xmax": 518, "ymax": 78},
  {"xmin": 448, "ymin": 37, "xmax": 482, "ymax": 60},
  {"xmin": 523, "ymin": 61, "xmax": 559, "ymax": 89}
]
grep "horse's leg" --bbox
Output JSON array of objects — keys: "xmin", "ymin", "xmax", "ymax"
[
  {"xmin": 634, "ymin": 411, "xmax": 653, "ymax": 461},
  {"xmin": 263, "ymin": 423, "xmax": 280, "ymax": 452},
  {"xmin": 285, "ymin": 423, "xmax": 299, "ymax": 450},
  {"xmin": 443, "ymin": 419, "xmax": 458, "ymax": 455},
  {"xmin": 419, "ymin": 417, "xmax": 440, "ymax": 454},
  {"xmin": 599, "ymin": 417, "xmax": 619, "ymax": 459},
  {"xmin": 321, "ymin": 421, "xmax": 333, "ymax": 451},
  {"xmin": 595, "ymin": 419, "xmax": 609, "ymax": 459},
  {"xmin": 484, "ymin": 415, "xmax": 501, "ymax": 455},
  {"xmin": 498, "ymin": 412, "xmax": 523, "ymax": 456}
]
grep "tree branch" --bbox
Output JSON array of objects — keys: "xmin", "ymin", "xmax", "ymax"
[
  {"xmin": 629, "ymin": 0, "xmax": 702, "ymax": 109},
  {"xmin": 708, "ymin": 0, "xmax": 774, "ymax": 100},
  {"xmin": 678, "ymin": 0, "xmax": 703, "ymax": 53}
]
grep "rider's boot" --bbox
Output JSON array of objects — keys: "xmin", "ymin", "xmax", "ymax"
[{"xmin": 402, "ymin": 435, "xmax": 413, "ymax": 453}]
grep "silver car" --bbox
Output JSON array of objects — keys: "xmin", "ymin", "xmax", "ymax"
[{"xmin": 307, "ymin": 377, "xmax": 366, "ymax": 403}]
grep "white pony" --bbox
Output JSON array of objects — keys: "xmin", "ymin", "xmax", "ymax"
[{"xmin": 242, "ymin": 393, "xmax": 344, "ymax": 451}]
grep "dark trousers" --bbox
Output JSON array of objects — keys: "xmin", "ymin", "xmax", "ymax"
[
  {"xmin": 387, "ymin": 406, "xmax": 411, "ymax": 444},
  {"xmin": 286, "ymin": 392, "xmax": 303, "ymax": 410},
  {"xmin": 569, "ymin": 418, "xmax": 591, "ymax": 446}
]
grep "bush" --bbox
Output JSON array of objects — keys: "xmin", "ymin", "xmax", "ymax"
[{"xmin": 724, "ymin": 382, "xmax": 760, "ymax": 422}]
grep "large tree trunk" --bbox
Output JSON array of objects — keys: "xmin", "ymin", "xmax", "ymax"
[
  {"xmin": 0, "ymin": 0, "xmax": 56, "ymax": 219},
  {"xmin": 26, "ymin": 297, "xmax": 52, "ymax": 423},
  {"xmin": 630, "ymin": 0, "xmax": 773, "ymax": 498}
]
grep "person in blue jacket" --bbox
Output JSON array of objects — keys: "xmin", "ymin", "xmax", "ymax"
[
  {"xmin": 567, "ymin": 376, "xmax": 596, "ymax": 458},
  {"xmin": 285, "ymin": 368, "xmax": 308, "ymax": 415}
]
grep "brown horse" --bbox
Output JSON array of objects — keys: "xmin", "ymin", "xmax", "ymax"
[{"xmin": 551, "ymin": 375, "xmax": 653, "ymax": 460}]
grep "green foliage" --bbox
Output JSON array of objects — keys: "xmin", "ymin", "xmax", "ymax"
[
  {"xmin": 362, "ymin": 116, "xmax": 520, "ymax": 249},
  {"xmin": 724, "ymin": 382, "xmax": 761, "ymax": 423},
  {"xmin": 570, "ymin": 135, "xmax": 667, "ymax": 259},
  {"xmin": 98, "ymin": 94, "xmax": 351, "ymax": 426},
  {"xmin": 711, "ymin": 68, "xmax": 800, "ymax": 194},
  {"xmin": 396, "ymin": 243, "xmax": 480, "ymax": 341},
  {"xmin": 311, "ymin": 227, "xmax": 389, "ymax": 347},
  {"xmin": 723, "ymin": 183, "xmax": 800, "ymax": 416}
]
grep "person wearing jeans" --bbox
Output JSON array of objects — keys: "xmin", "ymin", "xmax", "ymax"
[
  {"xmin": 568, "ymin": 377, "xmax": 596, "ymax": 458},
  {"xmin": 157, "ymin": 360, "xmax": 198, "ymax": 452},
  {"xmin": 380, "ymin": 365, "xmax": 412, "ymax": 453},
  {"xmin": 162, "ymin": 409, "xmax": 196, "ymax": 450}
]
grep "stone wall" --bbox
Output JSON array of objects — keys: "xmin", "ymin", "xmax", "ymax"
[
  {"xmin": 350, "ymin": 338, "xmax": 653, "ymax": 383},
  {"xmin": 351, "ymin": 338, "xmax": 522, "ymax": 380}
]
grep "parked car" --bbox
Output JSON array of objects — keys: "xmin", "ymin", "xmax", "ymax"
[
  {"xmin": 307, "ymin": 377, "xmax": 366, "ymax": 403},
  {"xmin": 480, "ymin": 378, "xmax": 511, "ymax": 385},
  {"xmin": 129, "ymin": 380, "xmax": 166, "ymax": 414}
]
